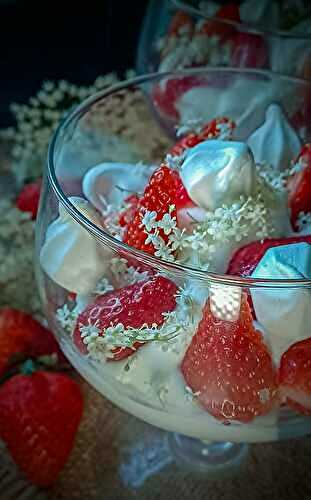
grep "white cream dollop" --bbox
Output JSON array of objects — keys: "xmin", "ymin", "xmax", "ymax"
[
  {"xmin": 180, "ymin": 140, "xmax": 256, "ymax": 211},
  {"xmin": 251, "ymin": 242, "xmax": 311, "ymax": 364},
  {"xmin": 40, "ymin": 197, "xmax": 110, "ymax": 295},
  {"xmin": 82, "ymin": 162, "xmax": 153, "ymax": 213},
  {"xmin": 247, "ymin": 103, "xmax": 301, "ymax": 170}
]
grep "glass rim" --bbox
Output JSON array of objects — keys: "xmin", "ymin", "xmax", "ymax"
[
  {"xmin": 47, "ymin": 67, "xmax": 311, "ymax": 289},
  {"xmin": 171, "ymin": 0, "xmax": 311, "ymax": 40}
]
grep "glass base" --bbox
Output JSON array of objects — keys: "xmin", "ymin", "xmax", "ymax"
[{"xmin": 167, "ymin": 433, "xmax": 249, "ymax": 478}]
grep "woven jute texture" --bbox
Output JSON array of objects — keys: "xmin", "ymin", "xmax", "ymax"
[{"xmin": 0, "ymin": 85, "xmax": 311, "ymax": 500}]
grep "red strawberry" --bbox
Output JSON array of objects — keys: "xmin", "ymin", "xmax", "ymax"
[
  {"xmin": 279, "ymin": 338, "xmax": 311, "ymax": 416},
  {"xmin": 288, "ymin": 144, "xmax": 311, "ymax": 228},
  {"xmin": 152, "ymin": 75, "xmax": 204, "ymax": 119},
  {"xmin": 0, "ymin": 308, "xmax": 64, "ymax": 376},
  {"xmin": 230, "ymin": 32, "xmax": 268, "ymax": 69},
  {"xmin": 123, "ymin": 165, "xmax": 184, "ymax": 254},
  {"xmin": 227, "ymin": 235, "xmax": 311, "ymax": 278},
  {"xmin": 16, "ymin": 179, "xmax": 42, "ymax": 220},
  {"xmin": 168, "ymin": 10, "xmax": 194, "ymax": 38},
  {"xmin": 170, "ymin": 117, "xmax": 235, "ymax": 157},
  {"xmin": 73, "ymin": 276, "xmax": 177, "ymax": 361},
  {"xmin": 199, "ymin": 3, "xmax": 240, "ymax": 39},
  {"xmin": 119, "ymin": 194, "xmax": 139, "ymax": 227},
  {"xmin": 0, "ymin": 370, "xmax": 83, "ymax": 487},
  {"xmin": 181, "ymin": 294, "xmax": 277, "ymax": 423}
]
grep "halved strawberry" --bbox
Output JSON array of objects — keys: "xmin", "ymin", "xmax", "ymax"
[
  {"xmin": 199, "ymin": 3, "xmax": 240, "ymax": 39},
  {"xmin": 181, "ymin": 294, "xmax": 277, "ymax": 423},
  {"xmin": 227, "ymin": 235, "xmax": 311, "ymax": 278},
  {"xmin": 288, "ymin": 144, "xmax": 311, "ymax": 229},
  {"xmin": 279, "ymin": 338, "xmax": 311, "ymax": 416},
  {"xmin": 123, "ymin": 164, "xmax": 184, "ymax": 254},
  {"xmin": 170, "ymin": 117, "xmax": 235, "ymax": 157},
  {"xmin": 73, "ymin": 276, "xmax": 177, "ymax": 361}
]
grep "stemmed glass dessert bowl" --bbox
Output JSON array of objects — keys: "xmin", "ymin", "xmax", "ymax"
[
  {"xmin": 137, "ymin": 0, "xmax": 311, "ymax": 79},
  {"xmin": 35, "ymin": 68, "xmax": 311, "ymax": 475}
]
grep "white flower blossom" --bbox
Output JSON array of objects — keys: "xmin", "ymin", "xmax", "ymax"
[
  {"xmin": 154, "ymin": 244, "xmax": 175, "ymax": 261},
  {"xmin": 140, "ymin": 210, "xmax": 158, "ymax": 232},
  {"xmin": 79, "ymin": 320, "xmax": 101, "ymax": 342},
  {"xmin": 168, "ymin": 227, "xmax": 186, "ymax": 251},
  {"xmin": 157, "ymin": 212, "xmax": 177, "ymax": 235},
  {"xmin": 56, "ymin": 304, "xmax": 79, "ymax": 333},
  {"xmin": 94, "ymin": 277, "xmax": 114, "ymax": 295}
]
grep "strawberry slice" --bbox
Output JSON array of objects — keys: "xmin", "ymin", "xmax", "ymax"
[
  {"xmin": 16, "ymin": 179, "xmax": 42, "ymax": 220},
  {"xmin": 227, "ymin": 235, "xmax": 311, "ymax": 278},
  {"xmin": 73, "ymin": 276, "xmax": 177, "ymax": 361},
  {"xmin": 123, "ymin": 164, "xmax": 185, "ymax": 254},
  {"xmin": 0, "ymin": 308, "xmax": 64, "ymax": 376},
  {"xmin": 288, "ymin": 144, "xmax": 311, "ymax": 229},
  {"xmin": 170, "ymin": 117, "xmax": 235, "ymax": 157},
  {"xmin": 152, "ymin": 75, "xmax": 204, "ymax": 119},
  {"xmin": 279, "ymin": 338, "xmax": 311, "ymax": 416},
  {"xmin": 181, "ymin": 294, "xmax": 277, "ymax": 423},
  {"xmin": 199, "ymin": 3, "xmax": 240, "ymax": 39}
]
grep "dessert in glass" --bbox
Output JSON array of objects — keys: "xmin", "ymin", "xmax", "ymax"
[
  {"xmin": 137, "ymin": 0, "xmax": 311, "ymax": 80},
  {"xmin": 35, "ymin": 68, "xmax": 311, "ymax": 475}
]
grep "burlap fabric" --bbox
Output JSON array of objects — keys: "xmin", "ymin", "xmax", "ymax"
[{"xmin": 0, "ymin": 85, "xmax": 310, "ymax": 500}]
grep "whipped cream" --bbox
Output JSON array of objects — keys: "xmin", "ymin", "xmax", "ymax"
[
  {"xmin": 247, "ymin": 104, "xmax": 301, "ymax": 170},
  {"xmin": 40, "ymin": 197, "xmax": 110, "ymax": 295},
  {"xmin": 176, "ymin": 77, "xmax": 282, "ymax": 139},
  {"xmin": 180, "ymin": 140, "xmax": 256, "ymax": 210},
  {"xmin": 82, "ymin": 162, "xmax": 153, "ymax": 213},
  {"xmin": 60, "ymin": 303, "xmax": 278, "ymax": 443},
  {"xmin": 177, "ymin": 206, "xmax": 207, "ymax": 232},
  {"xmin": 251, "ymin": 242, "xmax": 311, "ymax": 364}
]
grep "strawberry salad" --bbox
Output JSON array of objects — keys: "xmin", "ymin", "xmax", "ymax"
[
  {"xmin": 154, "ymin": 0, "xmax": 311, "ymax": 78},
  {"xmin": 40, "ymin": 102, "xmax": 311, "ymax": 442}
]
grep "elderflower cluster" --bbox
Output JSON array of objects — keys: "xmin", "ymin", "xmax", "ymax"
[
  {"xmin": 257, "ymin": 159, "xmax": 305, "ymax": 191},
  {"xmin": 78, "ymin": 310, "xmax": 187, "ymax": 362},
  {"xmin": 5, "ymin": 73, "xmax": 129, "ymax": 182},
  {"xmin": 56, "ymin": 304, "xmax": 79, "ymax": 334},
  {"xmin": 140, "ymin": 205, "xmax": 185, "ymax": 262},
  {"xmin": 110, "ymin": 257, "xmax": 150, "ymax": 286},
  {"xmin": 179, "ymin": 193, "xmax": 274, "ymax": 268},
  {"xmin": 0, "ymin": 199, "xmax": 40, "ymax": 314}
]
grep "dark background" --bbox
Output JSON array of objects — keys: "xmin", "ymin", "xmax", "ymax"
[{"xmin": 0, "ymin": 0, "xmax": 149, "ymax": 126}]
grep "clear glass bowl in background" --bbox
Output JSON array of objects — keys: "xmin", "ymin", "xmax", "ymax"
[
  {"xmin": 136, "ymin": 0, "xmax": 311, "ymax": 80},
  {"xmin": 35, "ymin": 68, "xmax": 311, "ymax": 476}
]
